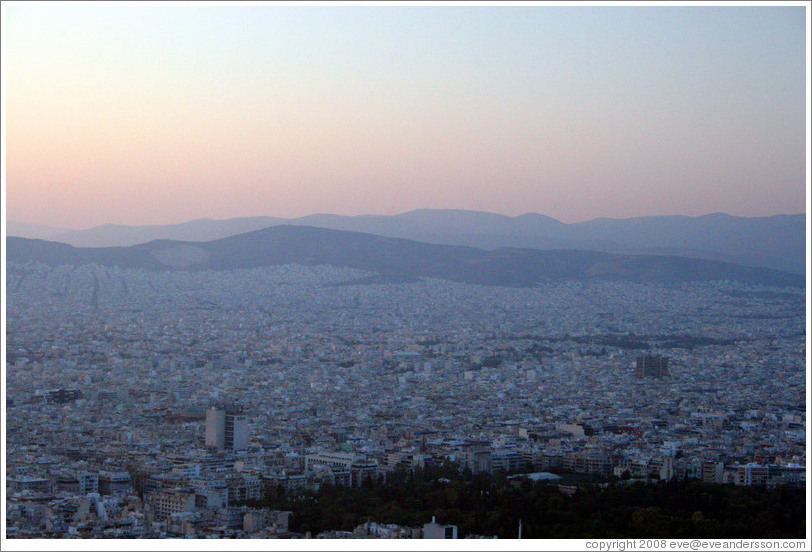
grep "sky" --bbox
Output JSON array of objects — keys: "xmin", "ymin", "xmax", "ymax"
[{"xmin": 2, "ymin": 1, "xmax": 808, "ymax": 229}]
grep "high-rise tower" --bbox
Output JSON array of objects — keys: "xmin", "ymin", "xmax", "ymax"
[
  {"xmin": 205, "ymin": 404, "xmax": 248, "ymax": 451},
  {"xmin": 634, "ymin": 355, "xmax": 669, "ymax": 378}
]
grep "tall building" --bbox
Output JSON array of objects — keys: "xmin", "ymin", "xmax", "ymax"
[
  {"xmin": 635, "ymin": 355, "xmax": 669, "ymax": 378},
  {"xmin": 76, "ymin": 471, "xmax": 99, "ymax": 495},
  {"xmin": 206, "ymin": 404, "xmax": 248, "ymax": 451}
]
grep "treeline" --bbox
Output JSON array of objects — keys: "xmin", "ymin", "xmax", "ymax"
[
  {"xmin": 244, "ymin": 465, "xmax": 805, "ymax": 539},
  {"xmin": 515, "ymin": 333, "xmax": 740, "ymax": 355}
]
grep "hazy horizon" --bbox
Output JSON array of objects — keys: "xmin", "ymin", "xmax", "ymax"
[
  {"xmin": 3, "ymin": 4, "xmax": 809, "ymax": 543},
  {"xmin": 4, "ymin": 3, "xmax": 809, "ymax": 229},
  {"xmin": 6, "ymin": 207, "xmax": 809, "ymax": 233}
]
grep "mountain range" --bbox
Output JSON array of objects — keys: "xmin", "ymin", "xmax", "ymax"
[
  {"xmin": 6, "ymin": 225, "xmax": 804, "ymax": 288},
  {"xmin": 7, "ymin": 209, "xmax": 806, "ymax": 275}
]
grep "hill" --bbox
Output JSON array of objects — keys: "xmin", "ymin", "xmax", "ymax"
[
  {"xmin": 11, "ymin": 210, "xmax": 804, "ymax": 274},
  {"xmin": 6, "ymin": 225, "xmax": 803, "ymax": 288}
]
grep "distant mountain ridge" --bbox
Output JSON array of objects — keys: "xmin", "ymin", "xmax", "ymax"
[
  {"xmin": 6, "ymin": 225, "xmax": 803, "ymax": 288},
  {"xmin": 7, "ymin": 209, "xmax": 806, "ymax": 274},
  {"xmin": 6, "ymin": 221, "xmax": 71, "ymax": 241}
]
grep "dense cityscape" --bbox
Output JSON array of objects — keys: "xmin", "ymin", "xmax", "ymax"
[{"xmin": 5, "ymin": 261, "xmax": 806, "ymax": 538}]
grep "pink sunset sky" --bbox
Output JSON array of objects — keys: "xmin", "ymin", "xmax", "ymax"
[{"xmin": 3, "ymin": 3, "xmax": 809, "ymax": 230}]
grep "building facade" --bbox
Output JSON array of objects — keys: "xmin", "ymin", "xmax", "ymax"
[{"xmin": 206, "ymin": 405, "xmax": 248, "ymax": 451}]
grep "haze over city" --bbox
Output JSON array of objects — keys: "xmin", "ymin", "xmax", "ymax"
[
  {"xmin": 2, "ymin": 1, "xmax": 810, "ymax": 547},
  {"xmin": 4, "ymin": 3, "xmax": 807, "ymax": 229}
]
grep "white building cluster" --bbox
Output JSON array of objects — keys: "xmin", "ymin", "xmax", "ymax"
[{"xmin": 5, "ymin": 262, "xmax": 806, "ymax": 538}]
